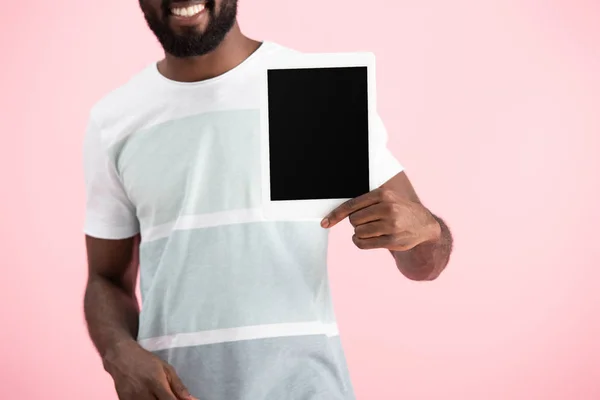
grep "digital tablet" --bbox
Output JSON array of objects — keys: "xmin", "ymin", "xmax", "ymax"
[{"xmin": 259, "ymin": 52, "xmax": 378, "ymax": 221}]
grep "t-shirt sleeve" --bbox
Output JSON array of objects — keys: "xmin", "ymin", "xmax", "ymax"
[
  {"xmin": 83, "ymin": 115, "xmax": 140, "ymax": 239},
  {"xmin": 370, "ymin": 112, "xmax": 404, "ymax": 189}
]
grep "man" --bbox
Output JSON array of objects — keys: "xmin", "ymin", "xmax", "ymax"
[{"xmin": 82, "ymin": 0, "xmax": 453, "ymax": 399}]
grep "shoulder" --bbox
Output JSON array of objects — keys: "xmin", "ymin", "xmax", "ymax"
[
  {"xmin": 88, "ymin": 64, "xmax": 161, "ymax": 147},
  {"xmin": 259, "ymin": 40, "xmax": 306, "ymax": 61}
]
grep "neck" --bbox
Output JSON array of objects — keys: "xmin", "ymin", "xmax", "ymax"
[{"xmin": 157, "ymin": 23, "xmax": 261, "ymax": 83}]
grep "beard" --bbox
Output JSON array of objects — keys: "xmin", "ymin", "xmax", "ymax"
[{"xmin": 140, "ymin": 0, "xmax": 238, "ymax": 58}]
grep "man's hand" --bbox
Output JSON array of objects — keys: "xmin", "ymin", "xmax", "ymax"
[
  {"xmin": 103, "ymin": 340, "xmax": 197, "ymax": 400},
  {"xmin": 321, "ymin": 187, "xmax": 441, "ymax": 252}
]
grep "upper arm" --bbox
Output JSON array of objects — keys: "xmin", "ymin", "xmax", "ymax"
[
  {"xmin": 85, "ymin": 235, "xmax": 140, "ymax": 295},
  {"xmin": 371, "ymin": 112, "xmax": 404, "ymax": 189},
  {"xmin": 83, "ymin": 114, "xmax": 140, "ymax": 293},
  {"xmin": 370, "ymin": 112, "xmax": 423, "ymax": 204},
  {"xmin": 371, "ymin": 112, "xmax": 417, "ymax": 197},
  {"xmin": 83, "ymin": 114, "xmax": 139, "ymax": 240}
]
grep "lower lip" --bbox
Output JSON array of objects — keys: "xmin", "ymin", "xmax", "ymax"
[{"xmin": 170, "ymin": 8, "xmax": 207, "ymax": 26}]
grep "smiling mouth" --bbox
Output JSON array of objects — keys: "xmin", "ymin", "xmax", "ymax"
[{"xmin": 169, "ymin": 2, "xmax": 206, "ymax": 18}]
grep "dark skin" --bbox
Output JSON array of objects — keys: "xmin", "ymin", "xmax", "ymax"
[
  {"xmin": 322, "ymin": 172, "xmax": 453, "ymax": 281},
  {"xmin": 157, "ymin": 22, "xmax": 261, "ymax": 83},
  {"xmin": 144, "ymin": 0, "xmax": 261, "ymax": 83},
  {"xmin": 85, "ymin": 181, "xmax": 451, "ymax": 400},
  {"xmin": 84, "ymin": 1, "xmax": 254, "ymax": 399},
  {"xmin": 85, "ymin": 2, "xmax": 452, "ymax": 399},
  {"xmin": 85, "ymin": 235, "xmax": 197, "ymax": 400}
]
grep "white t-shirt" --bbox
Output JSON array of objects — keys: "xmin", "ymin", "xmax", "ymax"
[{"xmin": 83, "ymin": 41, "xmax": 403, "ymax": 400}]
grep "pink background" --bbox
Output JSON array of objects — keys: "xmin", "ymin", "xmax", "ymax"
[{"xmin": 2, "ymin": 0, "xmax": 599, "ymax": 399}]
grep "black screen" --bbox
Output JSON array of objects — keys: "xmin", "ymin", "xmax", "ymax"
[{"xmin": 267, "ymin": 66, "xmax": 370, "ymax": 201}]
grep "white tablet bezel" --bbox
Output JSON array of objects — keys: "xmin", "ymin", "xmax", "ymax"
[{"xmin": 259, "ymin": 52, "xmax": 378, "ymax": 221}]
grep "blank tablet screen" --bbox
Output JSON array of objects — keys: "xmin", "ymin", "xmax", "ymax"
[{"xmin": 267, "ymin": 66, "xmax": 370, "ymax": 201}]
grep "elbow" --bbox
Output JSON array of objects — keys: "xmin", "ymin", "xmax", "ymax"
[{"xmin": 398, "ymin": 262, "xmax": 445, "ymax": 282}]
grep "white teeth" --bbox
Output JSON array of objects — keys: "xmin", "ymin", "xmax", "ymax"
[{"xmin": 171, "ymin": 4, "xmax": 204, "ymax": 17}]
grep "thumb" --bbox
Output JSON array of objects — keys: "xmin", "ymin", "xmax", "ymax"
[{"xmin": 165, "ymin": 365, "xmax": 197, "ymax": 400}]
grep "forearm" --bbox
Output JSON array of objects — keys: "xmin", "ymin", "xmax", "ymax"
[
  {"xmin": 83, "ymin": 275, "xmax": 141, "ymax": 363},
  {"xmin": 392, "ymin": 214, "xmax": 453, "ymax": 281}
]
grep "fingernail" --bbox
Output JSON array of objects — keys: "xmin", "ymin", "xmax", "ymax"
[{"xmin": 321, "ymin": 218, "xmax": 330, "ymax": 228}]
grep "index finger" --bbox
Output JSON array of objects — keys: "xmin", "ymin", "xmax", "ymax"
[
  {"xmin": 322, "ymin": 188, "xmax": 383, "ymax": 228},
  {"xmin": 152, "ymin": 380, "xmax": 178, "ymax": 400}
]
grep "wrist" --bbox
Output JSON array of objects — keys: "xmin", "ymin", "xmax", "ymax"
[{"xmin": 101, "ymin": 338, "xmax": 140, "ymax": 373}]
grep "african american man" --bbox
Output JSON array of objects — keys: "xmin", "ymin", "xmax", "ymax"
[{"xmin": 82, "ymin": 1, "xmax": 454, "ymax": 399}]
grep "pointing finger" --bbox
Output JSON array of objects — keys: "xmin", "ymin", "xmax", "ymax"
[{"xmin": 322, "ymin": 189, "xmax": 383, "ymax": 228}]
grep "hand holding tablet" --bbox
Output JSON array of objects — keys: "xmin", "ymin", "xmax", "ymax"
[{"xmin": 259, "ymin": 52, "xmax": 379, "ymax": 221}]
